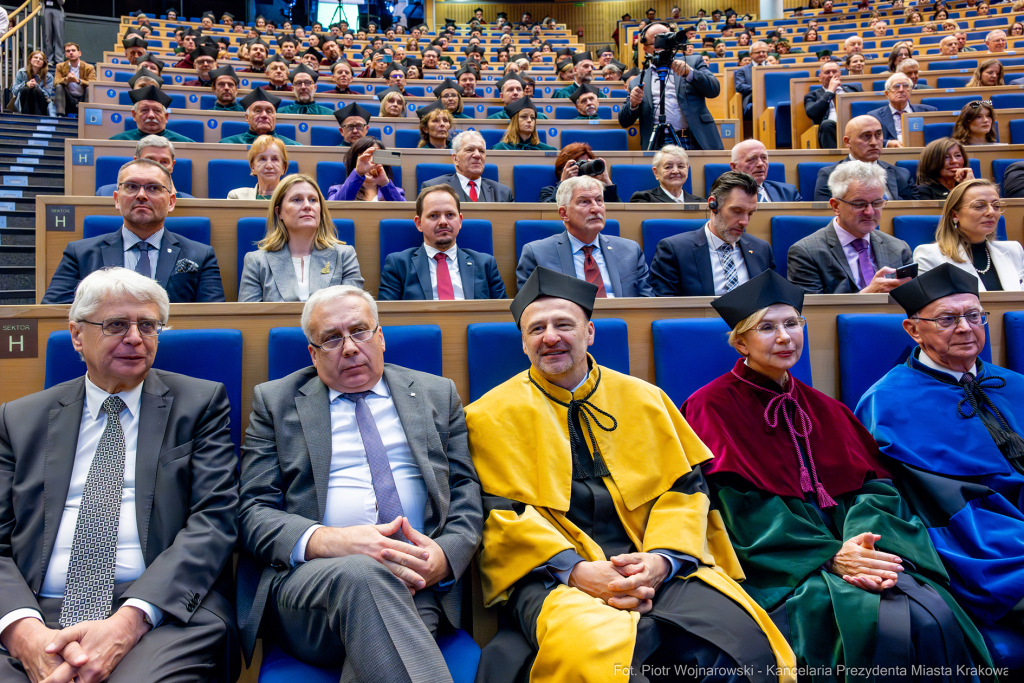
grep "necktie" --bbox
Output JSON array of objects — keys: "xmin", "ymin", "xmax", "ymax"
[
  {"xmin": 581, "ymin": 245, "xmax": 607, "ymax": 298},
  {"xmin": 718, "ymin": 243, "xmax": 739, "ymax": 292},
  {"xmin": 468, "ymin": 180, "xmax": 478, "ymax": 202},
  {"xmin": 133, "ymin": 241, "xmax": 152, "ymax": 278},
  {"xmin": 851, "ymin": 238, "xmax": 876, "ymax": 289},
  {"xmin": 60, "ymin": 395, "xmax": 128, "ymax": 627},
  {"xmin": 758, "ymin": 185, "xmax": 770, "ymax": 203},
  {"xmin": 894, "ymin": 109, "xmax": 903, "ymax": 143},
  {"xmin": 342, "ymin": 392, "xmax": 408, "ymax": 542},
  {"xmin": 434, "ymin": 252, "xmax": 455, "ymax": 300}
]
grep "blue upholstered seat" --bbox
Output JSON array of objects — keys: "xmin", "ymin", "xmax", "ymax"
[
  {"xmin": 83, "ymin": 215, "xmax": 211, "ymax": 245},
  {"xmin": 770, "ymin": 215, "xmax": 829, "ymax": 279},
  {"xmin": 207, "ymin": 159, "xmax": 300, "ymax": 199},
  {"xmin": 640, "ymin": 219, "xmax": 708, "ymax": 266},
  {"xmin": 94, "ymin": 156, "xmax": 193, "ymax": 196},
  {"xmin": 559, "ymin": 129, "xmax": 628, "ymax": 151},
  {"xmin": 892, "ymin": 214, "xmax": 1005, "ymax": 252},
  {"xmin": 1004, "ymin": 312, "xmax": 1024, "ymax": 376},
  {"xmin": 378, "ymin": 218, "xmax": 493, "ymax": 268},
  {"xmin": 512, "ymin": 164, "xmax": 557, "ymax": 203}
]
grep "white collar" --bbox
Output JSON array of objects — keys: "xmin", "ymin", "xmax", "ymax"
[
  {"xmin": 659, "ymin": 184, "xmax": 686, "ymax": 201},
  {"xmin": 329, "ymin": 376, "xmax": 390, "ymax": 403},
  {"xmin": 85, "ymin": 373, "xmax": 145, "ymax": 421},
  {"xmin": 917, "ymin": 349, "xmax": 977, "ymax": 381},
  {"xmin": 424, "ymin": 242, "xmax": 459, "ymax": 259},
  {"xmin": 566, "ymin": 230, "xmax": 599, "ymax": 251}
]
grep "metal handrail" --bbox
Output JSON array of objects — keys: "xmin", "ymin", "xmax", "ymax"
[{"xmin": 0, "ymin": 0, "xmax": 44, "ymax": 112}]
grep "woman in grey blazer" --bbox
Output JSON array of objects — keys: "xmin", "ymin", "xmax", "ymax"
[{"xmin": 238, "ymin": 174, "xmax": 363, "ymax": 302}]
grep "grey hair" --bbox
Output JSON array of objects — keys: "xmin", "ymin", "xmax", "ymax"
[
  {"xmin": 986, "ymin": 29, "xmax": 1006, "ymax": 41},
  {"xmin": 884, "ymin": 71, "xmax": 911, "ymax": 90},
  {"xmin": 451, "ymin": 130, "xmax": 484, "ymax": 155},
  {"xmin": 827, "ymin": 159, "xmax": 887, "ymax": 199},
  {"xmin": 132, "ymin": 100, "xmax": 167, "ymax": 116},
  {"xmin": 301, "ymin": 285, "xmax": 379, "ymax": 342},
  {"xmin": 69, "ymin": 267, "xmax": 170, "ymax": 324},
  {"xmin": 556, "ymin": 175, "xmax": 602, "ymax": 209},
  {"xmin": 897, "ymin": 58, "xmax": 920, "ymax": 73},
  {"xmin": 116, "ymin": 158, "xmax": 174, "ymax": 192},
  {"xmin": 135, "ymin": 134, "xmax": 175, "ymax": 160},
  {"xmin": 653, "ymin": 144, "xmax": 689, "ymax": 171}
]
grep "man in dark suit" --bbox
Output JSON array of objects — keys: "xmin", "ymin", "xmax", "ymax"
[
  {"xmin": 517, "ymin": 175, "xmax": 653, "ymax": 296},
  {"xmin": 789, "ymin": 160, "xmax": 913, "ymax": 294},
  {"xmin": 379, "ymin": 185, "xmax": 506, "ymax": 300},
  {"xmin": 0, "ymin": 267, "xmax": 238, "ymax": 683},
  {"xmin": 650, "ymin": 171, "xmax": 775, "ymax": 296},
  {"xmin": 867, "ymin": 72, "xmax": 936, "ymax": 147},
  {"xmin": 1002, "ymin": 159, "xmax": 1024, "ymax": 198},
  {"xmin": 804, "ymin": 60, "xmax": 863, "ymax": 149},
  {"xmin": 421, "ymin": 131, "xmax": 514, "ymax": 202},
  {"xmin": 813, "ymin": 116, "xmax": 916, "ymax": 201},
  {"xmin": 733, "ymin": 40, "xmax": 769, "ymax": 118},
  {"xmin": 42, "ymin": 159, "xmax": 224, "ymax": 304},
  {"xmin": 729, "ymin": 139, "xmax": 801, "ymax": 201},
  {"xmin": 618, "ymin": 23, "xmax": 722, "ymax": 151},
  {"xmin": 236, "ymin": 286, "xmax": 482, "ymax": 679}
]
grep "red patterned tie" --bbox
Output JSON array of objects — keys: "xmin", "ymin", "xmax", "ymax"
[
  {"xmin": 434, "ymin": 252, "xmax": 455, "ymax": 300},
  {"xmin": 582, "ymin": 245, "xmax": 607, "ymax": 298},
  {"xmin": 468, "ymin": 180, "xmax": 478, "ymax": 202}
]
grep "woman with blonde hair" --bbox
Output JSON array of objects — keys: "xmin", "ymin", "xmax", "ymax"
[
  {"xmin": 417, "ymin": 105, "xmax": 454, "ymax": 149},
  {"xmin": 433, "ymin": 78, "xmax": 472, "ymax": 119},
  {"xmin": 379, "ymin": 89, "xmax": 406, "ymax": 117},
  {"xmin": 491, "ymin": 98, "xmax": 555, "ymax": 150},
  {"xmin": 239, "ymin": 173, "xmax": 363, "ymax": 302},
  {"xmin": 914, "ymin": 178, "xmax": 1024, "ymax": 291},
  {"xmin": 966, "ymin": 59, "xmax": 1003, "ymax": 88},
  {"xmin": 12, "ymin": 50, "xmax": 54, "ymax": 116},
  {"xmin": 952, "ymin": 100, "xmax": 999, "ymax": 145},
  {"xmin": 228, "ymin": 135, "xmax": 290, "ymax": 200}
]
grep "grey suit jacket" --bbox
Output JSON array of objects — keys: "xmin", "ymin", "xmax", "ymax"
[
  {"xmin": 516, "ymin": 229, "xmax": 654, "ymax": 296},
  {"xmin": 421, "ymin": 172, "xmax": 514, "ymax": 202},
  {"xmin": 786, "ymin": 218, "xmax": 913, "ymax": 293},
  {"xmin": 0, "ymin": 371, "xmax": 239, "ymax": 640},
  {"xmin": 236, "ymin": 364, "xmax": 482, "ymax": 663},
  {"xmin": 238, "ymin": 244, "xmax": 364, "ymax": 302}
]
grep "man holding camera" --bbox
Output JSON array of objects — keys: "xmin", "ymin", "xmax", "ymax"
[{"xmin": 619, "ymin": 23, "xmax": 722, "ymax": 151}]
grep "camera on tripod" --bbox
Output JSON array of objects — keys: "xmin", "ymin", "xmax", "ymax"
[{"xmin": 651, "ymin": 30, "xmax": 687, "ymax": 68}]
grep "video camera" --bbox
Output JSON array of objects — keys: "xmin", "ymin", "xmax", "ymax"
[{"xmin": 651, "ymin": 30, "xmax": 687, "ymax": 68}]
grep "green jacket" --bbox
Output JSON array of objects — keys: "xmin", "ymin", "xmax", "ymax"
[
  {"xmin": 109, "ymin": 128, "xmax": 195, "ymax": 143},
  {"xmin": 218, "ymin": 129, "xmax": 302, "ymax": 145},
  {"xmin": 278, "ymin": 102, "xmax": 334, "ymax": 116}
]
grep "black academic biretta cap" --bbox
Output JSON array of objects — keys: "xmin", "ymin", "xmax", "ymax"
[
  {"xmin": 209, "ymin": 64, "xmax": 239, "ymax": 84},
  {"xmin": 377, "ymin": 85, "xmax": 404, "ymax": 100},
  {"xmin": 240, "ymin": 87, "xmax": 281, "ymax": 110},
  {"xmin": 433, "ymin": 78, "xmax": 463, "ymax": 98},
  {"xmin": 497, "ymin": 73, "xmax": 525, "ymax": 91},
  {"xmin": 334, "ymin": 102, "xmax": 372, "ymax": 123},
  {"xmin": 221, "ymin": 11, "xmax": 234, "ymax": 19},
  {"xmin": 511, "ymin": 267, "xmax": 598, "ymax": 328},
  {"xmin": 405, "ymin": 57, "xmax": 423, "ymax": 70},
  {"xmin": 202, "ymin": 11, "xmax": 215, "ymax": 20},
  {"xmin": 572, "ymin": 51, "xmax": 593, "ymax": 65},
  {"xmin": 128, "ymin": 68, "xmax": 163, "ymax": 88},
  {"xmin": 128, "ymin": 84, "xmax": 173, "ymax": 108},
  {"xmin": 816, "ymin": 50, "xmax": 833, "ymax": 58},
  {"xmin": 569, "ymin": 82, "xmax": 600, "ymax": 102},
  {"xmin": 290, "ymin": 64, "xmax": 320, "ymax": 82},
  {"xmin": 504, "ymin": 95, "xmax": 537, "ymax": 117},
  {"xmin": 384, "ymin": 63, "xmax": 408, "ymax": 78},
  {"xmin": 415, "ymin": 99, "xmax": 445, "ymax": 119},
  {"xmin": 555, "ymin": 47, "xmax": 573, "ymax": 58},
  {"xmin": 557, "ymin": 59, "xmax": 574, "ymax": 73},
  {"xmin": 303, "ymin": 47, "xmax": 324, "ymax": 60},
  {"xmin": 623, "ymin": 67, "xmax": 640, "ymax": 79},
  {"xmin": 711, "ymin": 270, "xmax": 805, "ymax": 329},
  {"xmin": 497, "ymin": 12, "xmax": 508, "ymax": 19},
  {"xmin": 890, "ymin": 263, "xmax": 978, "ymax": 316},
  {"xmin": 278, "ymin": 34, "xmax": 298, "ymax": 45},
  {"xmin": 190, "ymin": 44, "xmax": 219, "ymax": 61},
  {"xmin": 607, "ymin": 59, "xmax": 627, "ymax": 70},
  {"xmin": 123, "ymin": 36, "xmax": 148, "ymax": 49},
  {"xmin": 137, "ymin": 52, "xmax": 164, "ymax": 71}
]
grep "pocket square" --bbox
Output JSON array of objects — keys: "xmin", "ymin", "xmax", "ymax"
[{"xmin": 174, "ymin": 258, "xmax": 199, "ymax": 274}]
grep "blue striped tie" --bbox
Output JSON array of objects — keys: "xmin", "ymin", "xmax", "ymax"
[{"xmin": 719, "ymin": 243, "xmax": 739, "ymax": 292}]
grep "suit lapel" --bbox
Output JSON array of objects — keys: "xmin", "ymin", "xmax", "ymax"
[
  {"xmin": 878, "ymin": 160, "xmax": 900, "ymax": 200},
  {"xmin": 449, "ymin": 174, "xmax": 470, "ymax": 203},
  {"xmin": 827, "ymin": 219, "xmax": 859, "ymax": 285},
  {"xmin": 457, "ymin": 248, "xmax": 476, "ymax": 300},
  {"xmin": 154, "ymin": 231, "xmax": 180, "ymax": 289},
  {"xmin": 692, "ymin": 228, "xmax": 715, "ymax": 294},
  {"xmin": 990, "ymin": 244, "xmax": 1022, "ymax": 291},
  {"xmin": 412, "ymin": 247, "xmax": 433, "ymax": 300},
  {"xmin": 101, "ymin": 232, "xmax": 124, "ymax": 269},
  {"xmin": 134, "ymin": 372, "xmax": 172, "ymax": 560},
  {"xmin": 653, "ymin": 187, "xmax": 674, "ymax": 203},
  {"xmin": 267, "ymin": 246, "xmax": 299, "ymax": 301},
  {"xmin": 556, "ymin": 231, "xmax": 576, "ymax": 276},
  {"xmin": 296, "ymin": 375, "xmax": 333, "ymax": 521},
  {"xmin": 384, "ymin": 367, "xmax": 442, "ymax": 527},
  {"xmin": 41, "ymin": 380, "xmax": 86, "ymax": 586},
  {"xmin": 737, "ymin": 235, "xmax": 763, "ymax": 275},
  {"xmin": 599, "ymin": 233, "xmax": 622, "ymax": 297}
]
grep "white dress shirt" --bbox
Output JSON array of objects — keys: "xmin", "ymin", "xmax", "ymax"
[
  {"xmin": 0, "ymin": 376, "xmax": 162, "ymax": 638},
  {"xmin": 704, "ymin": 224, "xmax": 750, "ymax": 295},
  {"xmin": 652, "ymin": 65, "xmax": 695, "ymax": 131},
  {"xmin": 567, "ymin": 231, "xmax": 615, "ymax": 297},
  {"xmin": 757, "ymin": 185, "xmax": 771, "ymax": 203},
  {"xmin": 833, "ymin": 218, "xmax": 877, "ymax": 289},
  {"xmin": 290, "ymin": 255, "xmax": 311, "ymax": 302},
  {"xmin": 918, "ymin": 349, "xmax": 977, "ymax": 382},
  {"xmin": 122, "ymin": 226, "xmax": 164, "ymax": 276},
  {"xmin": 826, "ymin": 85, "xmax": 846, "ymax": 122},
  {"xmin": 423, "ymin": 242, "xmax": 465, "ymax": 300},
  {"xmin": 455, "ymin": 171, "xmax": 482, "ymax": 201},
  {"xmin": 291, "ymin": 377, "xmax": 428, "ymax": 565}
]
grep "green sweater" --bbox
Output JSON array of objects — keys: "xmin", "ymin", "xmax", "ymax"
[
  {"xmin": 210, "ymin": 102, "xmax": 245, "ymax": 112},
  {"xmin": 278, "ymin": 102, "xmax": 334, "ymax": 116},
  {"xmin": 218, "ymin": 129, "xmax": 302, "ymax": 145},
  {"xmin": 109, "ymin": 128, "xmax": 195, "ymax": 142},
  {"xmin": 491, "ymin": 141, "xmax": 556, "ymax": 151}
]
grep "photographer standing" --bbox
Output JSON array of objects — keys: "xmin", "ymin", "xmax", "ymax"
[
  {"xmin": 619, "ymin": 22, "xmax": 722, "ymax": 151},
  {"xmin": 539, "ymin": 142, "xmax": 621, "ymax": 203}
]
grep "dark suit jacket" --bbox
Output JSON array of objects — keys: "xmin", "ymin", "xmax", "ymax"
[
  {"xmin": 539, "ymin": 182, "xmax": 620, "ymax": 203},
  {"xmin": 803, "ymin": 83, "xmax": 864, "ymax": 126},
  {"xmin": 0, "ymin": 371, "xmax": 239, "ymax": 663},
  {"xmin": 618, "ymin": 57, "xmax": 723, "ymax": 151},
  {"xmin": 786, "ymin": 218, "xmax": 913, "ymax": 293},
  {"xmin": 867, "ymin": 103, "xmax": 937, "ymax": 145},
  {"xmin": 378, "ymin": 245, "xmax": 507, "ymax": 300},
  {"xmin": 516, "ymin": 229, "xmax": 654, "ymax": 296},
  {"xmin": 421, "ymin": 172, "xmax": 514, "ymax": 202},
  {"xmin": 734, "ymin": 63, "xmax": 754, "ymax": 98},
  {"xmin": 762, "ymin": 179, "xmax": 802, "ymax": 202},
  {"xmin": 629, "ymin": 186, "xmax": 705, "ymax": 203},
  {"xmin": 813, "ymin": 157, "xmax": 915, "ymax": 201},
  {"xmin": 650, "ymin": 227, "xmax": 776, "ymax": 296},
  {"xmin": 41, "ymin": 229, "xmax": 225, "ymax": 304},
  {"xmin": 1003, "ymin": 160, "xmax": 1024, "ymax": 199},
  {"xmin": 236, "ymin": 365, "xmax": 483, "ymax": 664}
]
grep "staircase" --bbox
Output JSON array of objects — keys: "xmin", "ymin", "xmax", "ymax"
[{"xmin": 0, "ymin": 112, "xmax": 76, "ymax": 304}]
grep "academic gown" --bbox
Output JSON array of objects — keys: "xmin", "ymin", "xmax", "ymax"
[
  {"xmin": 211, "ymin": 101, "xmax": 244, "ymax": 112},
  {"xmin": 218, "ymin": 128, "xmax": 302, "ymax": 145},
  {"xmin": 109, "ymin": 127, "xmax": 195, "ymax": 142},
  {"xmin": 552, "ymin": 82, "xmax": 608, "ymax": 99},
  {"xmin": 486, "ymin": 110, "xmax": 549, "ymax": 120},
  {"xmin": 278, "ymin": 101, "xmax": 334, "ymax": 115},
  {"xmin": 491, "ymin": 141, "xmax": 557, "ymax": 151},
  {"xmin": 684, "ymin": 360, "xmax": 994, "ymax": 682},
  {"xmin": 466, "ymin": 356, "xmax": 796, "ymax": 683},
  {"xmin": 452, "ymin": 111, "xmax": 474, "ymax": 119},
  {"xmin": 856, "ymin": 350, "xmax": 1024, "ymax": 645}
]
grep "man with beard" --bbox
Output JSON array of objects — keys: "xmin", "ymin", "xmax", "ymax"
[
  {"xmin": 279, "ymin": 65, "xmax": 334, "ymax": 115},
  {"xmin": 218, "ymin": 89, "xmax": 301, "ymax": 145}
]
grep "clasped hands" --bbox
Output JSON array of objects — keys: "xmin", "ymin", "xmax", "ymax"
[
  {"xmin": 830, "ymin": 532, "xmax": 904, "ymax": 593},
  {"xmin": 568, "ymin": 552, "xmax": 671, "ymax": 615},
  {"xmin": 306, "ymin": 516, "xmax": 450, "ymax": 595}
]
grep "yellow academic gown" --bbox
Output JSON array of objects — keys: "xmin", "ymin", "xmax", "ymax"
[{"xmin": 466, "ymin": 358, "xmax": 796, "ymax": 683}]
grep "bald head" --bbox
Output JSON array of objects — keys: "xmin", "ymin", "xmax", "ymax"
[
  {"xmin": 844, "ymin": 115, "xmax": 884, "ymax": 162},
  {"xmin": 730, "ymin": 139, "xmax": 770, "ymax": 184},
  {"xmin": 939, "ymin": 35, "xmax": 959, "ymax": 55}
]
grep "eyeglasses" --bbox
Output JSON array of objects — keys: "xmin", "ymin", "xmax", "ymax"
[
  {"xmin": 309, "ymin": 324, "xmax": 379, "ymax": 351},
  {"xmin": 968, "ymin": 100, "xmax": 993, "ymax": 108},
  {"xmin": 341, "ymin": 123, "xmax": 367, "ymax": 132},
  {"xmin": 835, "ymin": 197, "xmax": 887, "ymax": 210},
  {"xmin": 965, "ymin": 201, "xmax": 1004, "ymax": 213},
  {"xmin": 887, "ymin": 83, "xmax": 911, "ymax": 91},
  {"xmin": 753, "ymin": 317, "xmax": 806, "ymax": 335},
  {"xmin": 118, "ymin": 181, "xmax": 170, "ymax": 196},
  {"xmin": 80, "ymin": 317, "xmax": 165, "ymax": 336},
  {"xmin": 914, "ymin": 311, "xmax": 988, "ymax": 329}
]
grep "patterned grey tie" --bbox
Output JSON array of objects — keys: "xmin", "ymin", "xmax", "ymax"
[
  {"xmin": 342, "ymin": 391, "xmax": 408, "ymax": 542},
  {"xmin": 133, "ymin": 241, "xmax": 152, "ymax": 278},
  {"xmin": 718, "ymin": 243, "xmax": 739, "ymax": 292},
  {"xmin": 60, "ymin": 395, "xmax": 127, "ymax": 627},
  {"xmin": 758, "ymin": 185, "xmax": 770, "ymax": 203}
]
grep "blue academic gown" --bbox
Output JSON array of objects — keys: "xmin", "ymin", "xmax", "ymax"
[{"xmin": 856, "ymin": 350, "xmax": 1024, "ymax": 640}]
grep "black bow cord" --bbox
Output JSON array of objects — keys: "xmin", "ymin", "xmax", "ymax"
[{"xmin": 529, "ymin": 368, "xmax": 618, "ymax": 481}]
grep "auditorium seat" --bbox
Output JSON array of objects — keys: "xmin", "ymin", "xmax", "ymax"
[
  {"xmin": 1006, "ymin": 312, "xmax": 1024, "ymax": 376},
  {"xmin": 554, "ymin": 105, "xmax": 612, "ymax": 119},
  {"xmin": 796, "ymin": 162, "xmax": 832, "ymax": 200},
  {"xmin": 921, "ymin": 95, "xmax": 977, "ymax": 112},
  {"xmin": 992, "ymin": 93, "xmax": 1024, "ymax": 110},
  {"xmin": 703, "ymin": 163, "xmax": 786, "ymax": 196},
  {"xmin": 992, "ymin": 158, "xmax": 1024, "ymax": 195},
  {"xmin": 837, "ymin": 313, "xmax": 992, "ymax": 410},
  {"xmin": 416, "ymin": 163, "xmax": 498, "ymax": 193},
  {"xmin": 207, "ymin": 159, "xmax": 300, "ymax": 199},
  {"xmin": 850, "ymin": 100, "xmax": 887, "ymax": 118},
  {"xmin": 466, "ymin": 318, "xmax": 630, "ymax": 402},
  {"xmin": 45, "ymin": 329, "xmax": 244, "ymax": 449},
  {"xmin": 378, "ymin": 218, "xmax": 494, "ymax": 268},
  {"xmin": 934, "ymin": 76, "xmax": 971, "ymax": 88},
  {"xmin": 770, "ymin": 216, "xmax": 828, "ymax": 278},
  {"xmin": 640, "ymin": 219, "xmax": 707, "ymax": 265},
  {"xmin": 560, "ymin": 130, "xmax": 628, "ymax": 151},
  {"xmin": 515, "ymin": 219, "xmax": 621, "ymax": 261},
  {"xmin": 512, "ymin": 164, "xmax": 557, "ymax": 202},
  {"xmin": 610, "ymin": 164, "xmax": 693, "ymax": 201},
  {"xmin": 764, "ymin": 71, "xmax": 809, "ymax": 148},
  {"xmin": 267, "ymin": 324, "xmax": 444, "ymax": 381},
  {"xmin": 118, "ymin": 90, "xmax": 187, "ymax": 109},
  {"xmin": 892, "ymin": 214, "xmax": 1005, "ymax": 252},
  {"xmin": 221, "ymin": 121, "xmax": 296, "ymax": 142},
  {"xmin": 94, "ymin": 156, "xmax": 194, "ymax": 197},
  {"xmin": 83, "ymin": 215, "xmax": 212, "ymax": 245},
  {"xmin": 395, "ymin": 129, "xmax": 423, "ymax": 148},
  {"xmin": 258, "ymin": 630, "xmax": 480, "ymax": 683},
  {"xmin": 125, "ymin": 119, "xmax": 204, "ymax": 143},
  {"xmin": 237, "ymin": 218, "xmax": 355, "ymax": 282},
  {"xmin": 316, "ymin": 161, "xmax": 402, "ymax": 193},
  {"xmin": 652, "ymin": 318, "xmax": 813, "ymax": 407}
]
